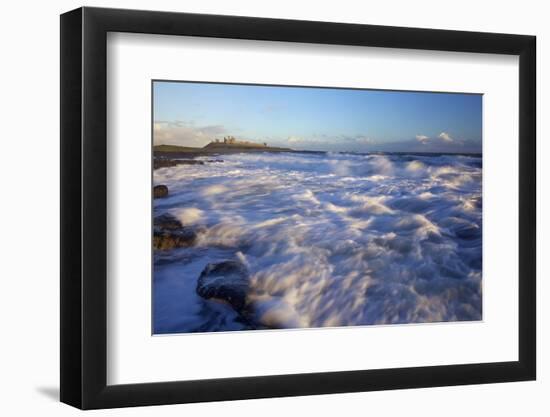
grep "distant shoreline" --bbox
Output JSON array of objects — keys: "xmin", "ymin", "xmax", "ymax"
[
  {"xmin": 154, "ymin": 142, "xmax": 292, "ymax": 153},
  {"xmin": 153, "ymin": 144, "xmax": 481, "ymax": 160}
]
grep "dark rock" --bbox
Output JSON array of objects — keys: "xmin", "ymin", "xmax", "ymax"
[
  {"xmin": 196, "ymin": 261, "xmax": 250, "ymax": 311},
  {"xmin": 154, "ymin": 158, "xmax": 224, "ymax": 170},
  {"xmin": 172, "ymin": 159, "xmax": 205, "ymax": 165},
  {"xmin": 153, "ymin": 213, "xmax": 197, "ymax": 250},
  {"xmin": 154, "ymin": 159, "xmax": 205, "ymax": 169},
  {"xmin": 154, "ymin": 213, "xmax": 182, "ymax": 230},
  {"xmin": 153, "ymin": 228, "xmax": 197, "ymax": 250},
  {"xmin": 153, "ymin": 185, "xmax": 169, "ymax": 198}
]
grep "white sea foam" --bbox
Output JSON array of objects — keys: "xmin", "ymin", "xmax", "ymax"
[
  {"xmin": 173, "ymin": 207, "xmax": 204, "ymax": 226},
  {"xmin": 153, "ymin": 151, "xmax": 482, "ymax": 333}
]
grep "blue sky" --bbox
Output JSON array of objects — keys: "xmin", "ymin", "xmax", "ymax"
[{"xmin": 153, "ymin": 81, "xmax": 482, "ymax": 153}]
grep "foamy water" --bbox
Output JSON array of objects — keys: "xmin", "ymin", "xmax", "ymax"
[{"xmin": 153, "ymin": 151, "xmax": 482, "ymax": 334}]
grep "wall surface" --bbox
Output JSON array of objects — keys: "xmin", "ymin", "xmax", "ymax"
[{"xmin": 0, "ymin": 0, "xmax": 546, "ymax": 415}]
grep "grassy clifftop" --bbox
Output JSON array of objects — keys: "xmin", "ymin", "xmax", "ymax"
[
  {"xmin": 153, "ymin": 144, "xmax": 200, "ymax": 153},
  {"xmin": 154, "ymin": 142, "xmax": 292, "ymax": 153},
  {"xmin": 203, "ymin": 142, "xmax": 290, "ymax": 152}
]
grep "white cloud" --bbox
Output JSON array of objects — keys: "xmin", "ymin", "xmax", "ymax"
[
  {"xmin": 284, "ymin": 134, "xmax": 375, "ymax": 150},
  {"xmin": 416, "ymin": 134, "xmax": 429, "ymax": 144},
  {"xmin": 154, "ymin": 121, "xmax": 227, "ymax": 147},
  {"xmin": 353, "ymin": 135, "xmax": 374, "ymax": 145},
  {"xmin": 287, "ymin": 135, "xmax": 304, "ymax": 144},
  {"xmin": 438, "ymin": 132, "xmax": 454, "ymax": 142}
]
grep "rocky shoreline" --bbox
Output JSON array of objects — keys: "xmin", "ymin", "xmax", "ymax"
[
  {"xmin": 153, "ymin": 212, "xmax": 199, "ymax": 250},
  {"xmin": 153, "ymin": 157, "xmax": 224, "ymax": 170},
  {"xmin": 153, "ymin": 205, "xmax": 260, "ymax": 328}
]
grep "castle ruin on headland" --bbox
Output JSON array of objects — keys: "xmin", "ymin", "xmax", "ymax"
[{"xmin": 212, "ymin": 136, "xmax": 268, "ymax": 147}]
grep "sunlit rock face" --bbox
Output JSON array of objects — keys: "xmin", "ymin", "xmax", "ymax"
[
  {"xmin": 153, "ymin": 151, "xmax": 482, "ymax": 334},
  {"xmin": 153, "ymin": 184, "xmax": 169, "ymax": 198},
  {"xmin": 153, "ymin": 213, "xmax": 198, "ymax": 250}
]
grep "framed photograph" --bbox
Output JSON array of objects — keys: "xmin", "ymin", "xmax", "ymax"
[{"xmin": 60, "ymin": 7, "xmax": 536, "ymax": 409}]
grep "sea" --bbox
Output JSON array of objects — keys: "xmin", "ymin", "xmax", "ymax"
[{"xmin": 153, "ymin": 151, "xmax": 482, "ymax": 334}]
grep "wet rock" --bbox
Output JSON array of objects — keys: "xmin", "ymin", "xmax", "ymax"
[
  {"xmin": 153, "ymin": 185, "xmax": 169, "ymax": 198},
  {"xmin": 153, "ymin": 228, "xmax": 197, "ymax": 250},
  {"xmin": 154, "ymin": 213, "xmax": 183, "ymax": 230},
  {"xmin": 154, "ymin": 159, "xmax": 205, "ymax": 169},
  {"xmin": 153, "ymin": 158, "xmax": 224, "ymax": 170},
  {"xmin": 196, "ymin": 261, "xmax": 250, "ymax": 311},
  {"xmin": 153, "ymin": 213, "xmax": 197, "ymax": 250}
]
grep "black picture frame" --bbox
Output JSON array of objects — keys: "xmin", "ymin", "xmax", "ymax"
[{"xmin": 60, "ymin": 6, "xmax": 536, "ymax": 410}]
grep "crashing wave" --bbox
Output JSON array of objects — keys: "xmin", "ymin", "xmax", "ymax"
[{"xmin": 153, "ymin": 151, "xmax": 482, "ymax": 333}]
